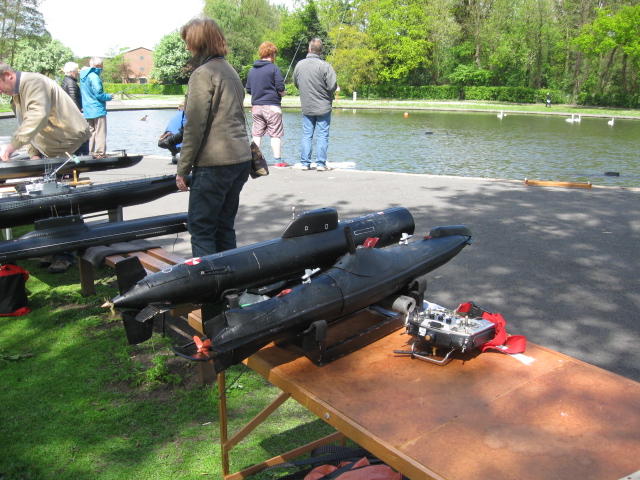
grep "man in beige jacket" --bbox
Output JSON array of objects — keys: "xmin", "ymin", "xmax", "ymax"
[
  {"xmin": 0, "ymin": 61, "xmax": 90, "ymax": 161},
  {"xmin": 0, "ymin": 61, "xmax": 90, "ymax": 273}
]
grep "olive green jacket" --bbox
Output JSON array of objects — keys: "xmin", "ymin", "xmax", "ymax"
[
  {"xmin": 11, "ymin": 72, "xmax": 90, "ymax": 157},
  {"xmin": 177, "ymin": 58, "xmax": 251, "ymax": 177}
]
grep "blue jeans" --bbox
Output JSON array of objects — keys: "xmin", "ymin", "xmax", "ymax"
[
  {"xmin": 300, "ymin": 112, "xmax": 332, "ymax": 167},
  {"xmin": 74, "ymin": 140, "xmax": 90, "ymax": 156},
  {"xmin": 187, "ymin": 161, "xmax": 251, "ymax": 257}
]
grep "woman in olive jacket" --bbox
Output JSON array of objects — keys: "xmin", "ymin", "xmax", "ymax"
[{"xmin": 175, "ymin": 17, "xmax": 252, "ymax": 258}]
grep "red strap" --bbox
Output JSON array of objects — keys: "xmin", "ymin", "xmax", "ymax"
[
  {"xmin": 456, "ymin": 302, "xmax": 526, "ymax": 354},
  {"xmin": 479, "ymin": 311, "xmax": 526, "ymax": 354}
]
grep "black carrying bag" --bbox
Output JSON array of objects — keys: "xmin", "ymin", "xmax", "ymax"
[{"xmin": 0, "ymin": 264, "xmax": 31, "ymax": 316}]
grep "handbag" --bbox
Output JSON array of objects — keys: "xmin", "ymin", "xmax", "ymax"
[{"xmin": 250, "ymin": 140, "xmax": 269, "ymax": 178}]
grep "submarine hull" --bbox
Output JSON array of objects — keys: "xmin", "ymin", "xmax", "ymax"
[
  {"xmin": 0, "ymin": 153, "xmax": 143, "ymax": 181},
  {"xmin": 0, "ymin": 213, "xmax": 187, "ymax": 264},
  {"xmin": 173, "ymin": 225, "xmax": 473, "ymax": 373},
  {"xmin": 112, "ymin": 207, "xmax": 416, "ymax": 309},
  {"xmin": 0, "ymin": 175, "xmax": 185, "ymax": 229}
]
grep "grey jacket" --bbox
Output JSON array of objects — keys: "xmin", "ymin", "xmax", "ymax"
[
  {"xmin": 293, "ymin": 53, "xmax": 337, "ymax": 116},
  {"xmin": 177, "ymin": 58, "xmax": 251, "ymax": 177}
]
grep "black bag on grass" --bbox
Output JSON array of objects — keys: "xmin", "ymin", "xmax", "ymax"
[{"xmin": 0, "ymin": 264, "xmax": 31, "ymax": 316}]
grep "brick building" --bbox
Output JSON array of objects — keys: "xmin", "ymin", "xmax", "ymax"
[{"xmin": 121, "ymin": 47, "xmax": 154, "ymax": 83}]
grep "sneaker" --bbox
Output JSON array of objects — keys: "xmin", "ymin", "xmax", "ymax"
[
  {"xmin": 274, "ymin": 162, "xmax": 289, "ymax": 167},
  {"xmin": 316, "ymin": 165, "xmax": 333, "ymax": 171},
  {"xmin": 47, "ymin": 258, "xmax": 73, "ymax": 274},
  {"xmin": 37, "ymin": 254, "xmax": 54, "ymax": 268},
  {"xmin": 301, "ymin": 165, "xmax": 310, "ymax": 171},
  {"xmin": 171, "ymin": 156, "xmax": 178, "ymax": 164}
]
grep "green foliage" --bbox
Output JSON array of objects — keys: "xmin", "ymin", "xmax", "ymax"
[
  {"xmin": 205, "ymin": 0, "xmax": 282, "ymax": 72},
  {"xmin": 12, "ymin": 39, "xmax": 74, "ymax": 77},
  {"xmin": 359, "ymin": 0, "xmax": 433, "ymax": 82},
  {"xmin": 448, "ymin": 64, "xmax": 493, "ymax": 87},
  {"xmin": 150, "ymin": 30, "xmax": 192, "ymax": 84},
  {"xmin": 0, "ymin": 0, "xmax": 48, "ymax": 63},
  {"xmin": 103, "ymin": 83, "xmax": 188, "ymax": 95}
]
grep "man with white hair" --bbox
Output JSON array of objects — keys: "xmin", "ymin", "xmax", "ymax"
[
  {"xmin": 79, "ymin": 56, "xmax": 114, "ymax": 156},
  {"xmin": 61, "ymin": 61, "xmax": 82, "ymax": 111}
]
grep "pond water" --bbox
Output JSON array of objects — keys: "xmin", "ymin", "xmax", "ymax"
[{"xmin": 2, "ymin": 108, "xmax": 638, "ymax": 187}]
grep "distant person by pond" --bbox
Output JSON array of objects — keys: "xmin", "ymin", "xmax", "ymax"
[
  {"xmin": 61, "ymin": 62, "xmax": 82, "ymax": 112},
  {"xmin": 546, "ymin": 92, "xmax": 552, "ymax": 108},
  {"xmin": 80, "ymin": 57, "xmax": 114, "ymax": 156},
  {"xmin": 246, "ymin": 41, "xmax": 287, "ymax": 167}
]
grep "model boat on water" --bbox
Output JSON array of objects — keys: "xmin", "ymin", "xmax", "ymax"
[
  {"xmin": 0, "ymin": 174, "xmax": 188, "ymax": 229},
  {"xmin": 0, "ymin": 151, "xmax": 143, "ymax": 181}
]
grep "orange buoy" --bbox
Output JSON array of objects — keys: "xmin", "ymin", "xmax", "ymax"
[{"xmin": 404, "ymin": 112, "xmax": 409, "ymax": 117}]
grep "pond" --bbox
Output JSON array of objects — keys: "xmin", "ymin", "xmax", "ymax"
[{"xmin": 2, "ymin": 108, "xmax": 638, "ymax": 187}]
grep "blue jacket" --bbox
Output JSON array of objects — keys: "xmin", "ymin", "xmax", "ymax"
[
  {"xmin": 165, "ymin": 110, "xmax": 185, "ymax": 148},
  {"xmin": 245, "ymin": 60, "xmax": 285, "ymax": 106},
  {"xmin": 79, "ymin": 67, "xmax": 111, "ymax": 119}
]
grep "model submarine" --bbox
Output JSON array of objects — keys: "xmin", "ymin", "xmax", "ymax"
[
  {"xmin": 0, "ymin": 213, "xmax": 187, "ymax": 264},
  {"xmin": 112, "ymin": 207, "xmax": 415, "ymax": 311},
  {"xmin": 0, "ymin": 152, "xmax": 143, "ymax": 181},
  {"xmin": 0, "ymin": 175, "xmax": 189, "ymax": 229},
  {"xmin": 172, "ymin": 224, "xmax": 473, "ymax": 373}
]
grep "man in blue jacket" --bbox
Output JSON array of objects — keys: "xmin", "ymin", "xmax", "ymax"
[
  {"xmin": 80, "ymin": 57, "xmax": 114, "ymax": 156},
  {"xmin": 246, "ymin": 42, "xmax": 287, "ymax": 167}
]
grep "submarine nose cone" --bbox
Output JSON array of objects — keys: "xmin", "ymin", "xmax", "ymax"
[{"xmin": 111, "ymin": 284, "xmax": 149, "ymax": 310}]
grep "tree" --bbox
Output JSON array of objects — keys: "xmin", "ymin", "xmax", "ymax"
[
  {"xmin": 0, "ymin": 0, "xmax": 48, "ymax": 64},
  {"xmin": 150, "ymin": 31, "xmax": 192, "ymax": 84},
  {"xmin": 12, "ymin": 39, "xmax": 73, "ymax": 78},
  {"xmin": 328, "ymin": 24, "xmax": 380, "ymax": 91},
  {"xmin": 204, "ymin": 0, "xmax": 281, "ymax": 72},
  {"xmin": 357, "ymin": 0, "xmax": 433, "ymax": 82}
]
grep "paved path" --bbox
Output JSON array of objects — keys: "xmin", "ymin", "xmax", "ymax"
[{"xmin": 87, "ymin": 156, "xmax": 640, "ymax": 382}]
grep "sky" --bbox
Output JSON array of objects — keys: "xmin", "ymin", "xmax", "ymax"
[{"xmin": 39, "ymin": 0, "xmax": 207, "ymax": 58}]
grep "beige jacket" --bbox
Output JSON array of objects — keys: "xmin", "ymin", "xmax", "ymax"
[
  {"xmin": 11, "ymin": 72, "xmax": 90, "ymax": 157},
  {"xmin": 177, "ymin": 58, "xmax": 251, "ymax": 177}
]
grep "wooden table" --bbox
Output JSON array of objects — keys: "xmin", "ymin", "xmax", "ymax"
[{"xmin": 233, "ymin": 329, "xmax": 640, "ymax": 480}]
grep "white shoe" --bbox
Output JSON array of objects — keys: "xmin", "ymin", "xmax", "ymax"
[{"xmin": 316, "ymin": 165, "xmax": 332, "ymax": 171}]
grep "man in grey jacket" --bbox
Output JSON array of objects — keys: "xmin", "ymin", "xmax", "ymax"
[{"xmin": 293, "ymin": 38, "xmax": 337, "ymax": 171}]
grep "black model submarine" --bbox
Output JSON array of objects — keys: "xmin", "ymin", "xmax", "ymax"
[
  {"xmin": 0, "ymin": 175, "xmax": 189, "ymax": 229},
  {"xmin": 112, "ymin": 207, "xmax": 415, "ymax": 310},
  {"xmin": 0, "ymin": 152, "xmax": 143, "ymax": 181},
  {"xmin": 172, "ymin": 224, "xmax": 473, "ymax": 373},
  {"xmin": 0, "ymin": 213, "xmax": 187, "ymax": 264}
]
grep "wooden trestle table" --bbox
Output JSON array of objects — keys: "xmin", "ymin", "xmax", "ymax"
[{"xmin": 220, "ymin": 327, "xmax": 640, "ymax": 480}]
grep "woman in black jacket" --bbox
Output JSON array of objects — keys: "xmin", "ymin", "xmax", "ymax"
[{"xmin": 61, "ymin": 62, "xmax": 82, "ymax": 111}]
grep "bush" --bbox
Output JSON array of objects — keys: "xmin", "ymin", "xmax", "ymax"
[{"xmin": 103, "ymin": 83, "xmax": 188, "ymax": 95}]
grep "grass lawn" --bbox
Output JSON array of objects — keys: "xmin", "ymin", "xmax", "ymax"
[{"xmin": 0, "ymin": 251, "xmax": 336, "ymax": 480}]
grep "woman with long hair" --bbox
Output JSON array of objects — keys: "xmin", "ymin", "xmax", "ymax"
[{"xmin": 175, "ymin": 17, "xmax": 252, "ymax": 257}]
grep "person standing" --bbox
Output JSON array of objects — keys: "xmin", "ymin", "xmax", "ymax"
[
  {"xmin": 175, "ymin": 17, "xmax": 252, "ymax": 258},
  {"xmin": 80, "ymin": 57, "xmax": 113, "ymax": 156},
  {"xmin": 293, "ymin": 38, "xmax": 337, "ymax": 171},
  {"xmin": 0, "ymin": 61, "xmax": 90, "ymax": 273},
  {"xmin": 61, "ymin": 62, "xmax": 82, "ymax": 111},
  {"xmin": 546, "ymin": 92, "xmax": 552, "ymax": 108},
  {"xmin": 245, "ymin": 42, "xmax": 287, "ymax": 167}
]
